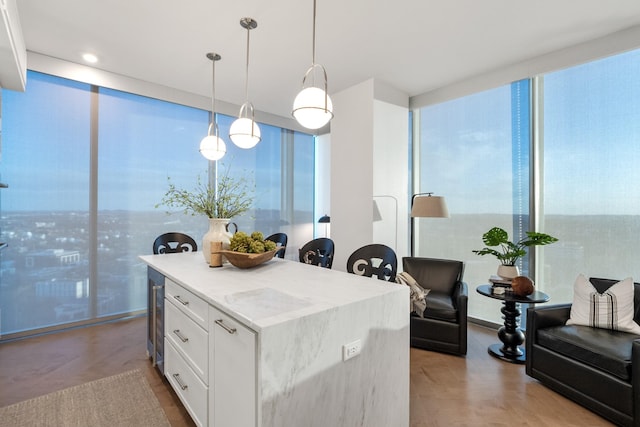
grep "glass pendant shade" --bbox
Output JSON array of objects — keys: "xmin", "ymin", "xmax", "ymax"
[
  {"xmin": 201, "ymin": 52, "xmax": 226, "ymax": 161},
  {"xmin": 229, "ymin": 116, "xmax": 261, "ymax": 149},
  {"xmin": 199, "ymin": 134, "xmax": 226, "ymax": 160},
  {"xmin": 293, "ymin": 86, "xmax": 333, "ymax": 129},
  {"xmin": 231, "ymin": 17, "xmax": 261, "ymax": 150},
  {"xmin": 293, "ymin": 0, "xmax": 333, "ymax": 130}
]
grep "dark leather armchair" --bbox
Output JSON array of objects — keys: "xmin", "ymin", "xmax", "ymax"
[
  {"xmin": 526, "ymin": 278, "xmax": 640, "ymax": 426},
  {"xmin": 346, "ymin": 244, "xmax": 397, "ymax": 282},
  {"xmin": 153, "ymin": 232, "xmax": 197, "ymax": 254},
  {"xmin": 265, "ymin": 233, "xmax": 287, "ymax": 259},
  {"xmin": 402, "ymin": 257, "xmax": 468, "ymax": 356},
  {"xmin": 299, "ymin": 237, "xmax": 334, "ymax": 268}
]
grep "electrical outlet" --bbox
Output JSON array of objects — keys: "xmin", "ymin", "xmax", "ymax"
[{"xmin": 342, "ymin": 339, "xmax": 361, "ymax": 361}]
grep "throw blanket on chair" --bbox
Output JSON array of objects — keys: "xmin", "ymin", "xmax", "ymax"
[{"xmin": 396, "ymin": 272, "xmax": 429, "ymax": 317}]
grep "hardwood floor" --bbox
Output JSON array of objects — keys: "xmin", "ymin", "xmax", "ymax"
[
  {"xmin": 0, "ymin": 317, "xmax": 613, "ymax": 426},
  {"xmin": 0, "ymin": 317, "xmax": 194, "ymax": 426}
]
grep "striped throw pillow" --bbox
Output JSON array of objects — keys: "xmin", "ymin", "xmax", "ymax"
[{"xmin": 566, "ymin": 274, "xmax": 640, "ymax": 334}]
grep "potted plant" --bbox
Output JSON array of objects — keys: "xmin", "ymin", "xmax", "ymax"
[
  {"xmin": 472, "ymin": 227, "xmax": 558, "ymax": 279},
  {"xmin": 156, "ymin": 164, "xmax": 254, "ymax": 263}
]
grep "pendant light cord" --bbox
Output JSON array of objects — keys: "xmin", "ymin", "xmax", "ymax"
[
  {"xmin": 311, "ymin": 0, "xmax": 317, "ymax": 66},
  {"xmin": 211, "ymin": 58, "xmax": 216, "ymax": 119},
  {"xmin": 244, "ymin": 25, "xmax": 250, "ymax": 102}
]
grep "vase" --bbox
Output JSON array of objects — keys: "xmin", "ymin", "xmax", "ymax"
[
  {"xmin": 202, "ymin": 218, "xmax": 233, "ymax": 264},
  {"xmin": 497, "ymin": 264, "xmax": 519, "ymax": 280}
]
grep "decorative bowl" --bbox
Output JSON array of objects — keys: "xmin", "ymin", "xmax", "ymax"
[{"xmin": 214, "ymin": 248, "xmax": 282, "ymax": 269}]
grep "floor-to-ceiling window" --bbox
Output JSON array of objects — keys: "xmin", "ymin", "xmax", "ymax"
[
  {"xmin": 416, "ymin": 48, "xmax": 640, "ymax": 324},
  {"xmin": 0, "ymin": 73, "xmax": 92, "ymax": 332},
  {"xmin": 0, "ymin": 70, "xmax": 315, "ymax": 339},
  {"xmin": 415, "ymin": 80, "xmax": 530, "ymax": 323},
  {"xmin": 215, "ymin": 115, "xmax": 315, "ymax": 253},
  {"xmin": 541, "ymin": 49, "xmax": 640, "ymax": 303}
]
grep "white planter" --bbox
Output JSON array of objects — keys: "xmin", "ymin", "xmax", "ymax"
[
  {"xmin": 497, "ymin": 264, "xmax": 519, "ymax": 280},
  {"xmin": 202, "ymin": 218, "xmax": 233, "ymax": 264}
]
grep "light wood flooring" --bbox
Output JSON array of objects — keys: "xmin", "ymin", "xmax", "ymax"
[{"xmin": 0, "ymin": 317, "xmax": 614, "ymax": 426}]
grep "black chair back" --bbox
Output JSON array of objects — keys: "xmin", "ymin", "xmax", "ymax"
[
  {"xmin": 153, "ymin": 232, "xmax": 198, "ymax": 254},
  {"xmin": 266, "ymin": 233, "xmax": 288, "ymax": 259},
  {"xmin": 299, "ymin": 237, "xmax": 334, "ymax": 268},
  {"xmin": 347, "ymin": 244, "xmax": 397, "ymax": 281},
  {"xmin": 402, "ymin": 257, "xmax": 464, "ymax": 295}
]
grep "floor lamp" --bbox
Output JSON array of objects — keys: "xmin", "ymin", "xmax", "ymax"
[
  {"xmin": 410, "ymin": 193, "xmax": 449, "ymax": 257},
  {"xmin": 373, "ymin": 195, "xmax": 398, "ymax": 251},
  {"xmin": 318, "ymin": 214, "xmax": 330, "ymax": 237}
]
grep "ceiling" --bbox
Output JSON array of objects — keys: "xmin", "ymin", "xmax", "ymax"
[{"xmin": 14, "ymin": 0, "xmax": 640, "ymax": 120}]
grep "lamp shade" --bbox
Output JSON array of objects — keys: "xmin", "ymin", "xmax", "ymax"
[
  {"xmin": 229, "ymin": 117, "xmax": 261, "ymax": 149},
  {"xmin": 199, "ymin": 135, "xmax": 226, "ymax": 161},
  {"xmin": 293, "ymin": 87, "xmax": 333, "ymax": 130},
  {"xmin": 372, "ymin": 200, "xmax": 383, "ymax": 222},
  {"xmin": 201, "ymin": 52, "xmax": 226, "ymax": 161},
  {"xmin": 411, "ymin": 195, "xmax": 449, "ymax": 218}
]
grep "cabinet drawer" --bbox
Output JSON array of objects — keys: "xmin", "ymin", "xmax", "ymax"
[
  {"xmin": 165, "ymin": 340, "xmax": 208, "ymax": 427},
  {"xmin": 210, "ymin": 305, "xmax": 257, "ymax": 427},
  {"xmin": 165, "ymin": 299, "xmax": 208, "ymax": 383},
  {"xmin": 165, "ymin": 278, "xmax": 208, "ymax": 328}
]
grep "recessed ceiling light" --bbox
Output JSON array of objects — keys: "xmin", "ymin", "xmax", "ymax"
[{"xmin": 82, "ymin": 53, "xmax": 98, "ymax": 63}]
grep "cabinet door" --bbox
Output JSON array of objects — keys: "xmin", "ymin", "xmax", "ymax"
[
  {"xmin": 210, "ymin": 306, "xmax": 257, "ymax": 427},
  {"xmin": 165, "ymin": 339, "xmax": 208, "ymax": 427},
  {"xmin": 165, "ymin": 298, "xmax": 209, "ymax": 383}
]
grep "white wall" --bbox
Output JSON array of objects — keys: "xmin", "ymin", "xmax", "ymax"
[
  {"xmin": 372, "ymin": 95, "xmax": 409, "ymax": 260},
  {"xmin": 0, "ymin": 0, "xmax": 27, "ymax": 91},
  {"xmin": 331, "ymin": 80, "xmax": 375, "ymax": 271},
  {"xmin": 330, "ymin": 79, "xmax": 409, "ymax": 272}
]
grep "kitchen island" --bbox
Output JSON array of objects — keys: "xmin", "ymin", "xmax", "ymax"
[{"xmin": 139, "ymin": 251, "xmax": 409, "ymax": 427}]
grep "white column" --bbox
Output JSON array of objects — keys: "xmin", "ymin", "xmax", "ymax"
[{"xmin": 330, "ymin": 78, "xmax": 409, "ymax": 272}]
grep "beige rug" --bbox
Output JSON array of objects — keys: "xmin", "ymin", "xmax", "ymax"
[{"xmin": 0, "ymin": 369, "xmax": 171, "ymax": 427}]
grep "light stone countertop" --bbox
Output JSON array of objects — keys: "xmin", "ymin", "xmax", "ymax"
[{"xmin": 139, "ymin": 251, "xmax": 407, "ymax": 331}]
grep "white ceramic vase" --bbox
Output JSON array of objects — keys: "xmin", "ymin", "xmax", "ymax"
[
  {"xmin": 497, "ymin": 264, "xmax": 519, "ymax": 280},
  {"xmin": 202, "ymin": 218, "xmax": 233, "ymax": 264}
]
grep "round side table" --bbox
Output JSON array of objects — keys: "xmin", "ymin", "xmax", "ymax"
[{"xmin": 476, "ymin": 284, "xmax": 550, "ymax": 364}]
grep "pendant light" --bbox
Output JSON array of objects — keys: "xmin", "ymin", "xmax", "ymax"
[
  {"xmin": 292, "ymin": 0, "xmax": 333, "ymax": 130},
  {"xmin": 229, "ymin": 17, "xmax": 261, "ymax": 149},
  {"xmin": 200, "ymin": 53, "xmax": 227, "ymax": 161}
]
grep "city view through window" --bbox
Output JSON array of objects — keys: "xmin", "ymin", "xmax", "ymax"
[
  {"xmin": 0, "ymin": 71, "xmax": 315, "ymax": 338},
  {"xmin": 417, "ymin": 48, "xmax": 640, "ymax": 324}
]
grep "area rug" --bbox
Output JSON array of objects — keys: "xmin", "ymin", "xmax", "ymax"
[{"xmin": 0, "ymin": 369, "xmax": 171, "ymax": 427}]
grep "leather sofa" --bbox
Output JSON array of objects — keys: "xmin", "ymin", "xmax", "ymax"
[{"xmin": 526, "ymin": 278, "xmax": 640, "ymax": 426}]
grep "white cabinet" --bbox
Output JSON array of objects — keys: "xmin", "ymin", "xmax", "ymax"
[
  {"xmin": 165, "ymin": 299, "xmax": 209, "ymax": 382},
  {"xmin": 209, "ymin": 305, "xmax": 257, "ymax": 427},
  {"xmin": 164, "ymin": 280, "xmax": 258, "ymax": 427},
  {"xmin": 141, "ymin": 252, "xmax": 409, "ymax": 427},
  {"xmin": 165, "ymin": 279, "xmax": 210, "ymax": 426},
  {"xmin": 165, "ymin": 278, "xmax": 208, "ymax": 329},
  {"xmin": 165, "ymin": 339, "xmax": 208, "ymax": 427}
]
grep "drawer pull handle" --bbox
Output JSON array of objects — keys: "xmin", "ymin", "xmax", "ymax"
[
  {"xmin": 215, "ymin": 319, "xmax": 237, "ymax": 334},
  {"xmin": 172, "ymin": 373, "xmax": 188, "ymax": 390},
  {"xmin": 173, "ymin": 329, "xmax": 189, "ymax": 342},
  {"xmin": 173, "ymin": 295, "xmax": 189, "ymax": 306}
]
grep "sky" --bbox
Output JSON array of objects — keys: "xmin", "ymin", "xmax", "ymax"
[
  {"xmin": 1, "ymin": 71, "xmax": 314, "ymax": 214},
  {"xmin": 419, "ymin": 47, "xmax": 640, "ymax": 216}
]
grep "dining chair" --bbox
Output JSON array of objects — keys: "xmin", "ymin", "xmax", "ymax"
[
  {"xmin": 346, "ymin": 244, "xmax": 397, "ymax": 282},
  {"xmin": 265, "ymin": 233, "xmax": 288, "ymax": 259},
  {"xmin": 152, "ymin": 232, "xmax": 198, "ymax": 254},
  {"xmin": 298, "ymin": 237, "xmax": 334, "ymax": 268}
]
